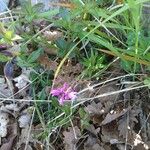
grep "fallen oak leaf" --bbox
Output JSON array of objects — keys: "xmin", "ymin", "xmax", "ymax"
[
  {"xmin": 84, "ymin": 102, "xmax": 103, "ymax": 116},
  {"xmin": 1, "ymin": 123, "xmax": 18, "ymax": 150},
  {"xmin": 0, "ymin": 135, "xmax": 16, "ymax": 150},
  {"xmin": 52, "ymin": 60, "xmax": 82, "ymax": 88},
  {"xmin": 101, "ymin": 123, "xmax": 120, "ymax": 144},
  {"xmin": 84, "ymin": 136, "xmax": 103, "ymax": 150},
  {"xmin": 118, "ymin": 107, "xmax": 141, "ymax": 138},
  {"xmin": 101, "ymin": 108, "xmax": 130, "ymax": 125},
  {"xmin": 63, "ymin": 126, "xmax": 81, "ymax": 150},
  {"xmin": 86, "ymin": 125, "xmax": 100, "ymax": 137},
  {"xmin": 38, "ymin": 54, "xmax": 58, "ymax": 70}
]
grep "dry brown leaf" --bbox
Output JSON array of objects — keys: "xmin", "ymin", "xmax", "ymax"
[
  {"xmin": 35, "ymin": 142, "xmax": 44, "ymax": 150},
  {"xmin": 133, "ymin": 143, "xmax": 149, "ymax": 150},
  {"xmin": 17, "ymin": 124, "xmax": 43, "ymax": 150},
  {"xmin": 86, "ymin": 125, "xmax": 100, "ymax": 136},
  {"xmin": 18, "ymin": 113, "xmax": 31, "ymax": 128},
  {"xmin": 83, "ymin": 126, "xmax": 102, "ymax": 150},
  {"xmin": 31, "ymin": 124, "xmax": 44, "ymax": 137},
  {"xmin": 84, "ymin": 136, "xmax": 103, "ymax": 150},
  {"xmin": 125, "ymin": 130, "xmax": 145, "ymax": 146},
  {"xmin": 49, "ymin": 2, "xmax": 76, "ymax": 9},
  {"xmin": 0, "ymin": 112, "xmax": 9, "ymax": 138},
  {"xmin": 13, "ymin": 68, "xmax": 31, "ymax": 89},
  {"xmin": 133, "ymin": 141, "xmax": 150, "ymax": 150},
  {"xmin": 118, "ymin": 116, "xmax": 128, "ymax": 139},
  {"xmin": 1, "ymin": 104, "xmax": 19, "ymax": 112},
  {"xmin": 101, "ymin": 123, "xmax": 120, "ymax": 144},
  {"xmin": 84, "ymin": 102, "xmax": 103, "ymax": 116},
  {"xmin": 103, "ymin": 101, "xmax": 114, "ymax": 112},
  {"xmin": 0, "ymin": 123, "xmax": 18, "ymax": 150},
  {"xmin": 101, "ymin": 108, "xmax": 129, "ymax": 125},
  {"xmin": 43, "ymin": 30, "xmax": 63, "ymax": 41},
  {"xmin": 63, "ymin": 126, "xmax": 81, "ymax": 150},
  {"xmin": 0, "ymin": 135, "xmax": 16, "ymax": 150},
  {"xmin": 62, "ymin": 61, "xmax": 82, "ymax": 75},
  {"xmin": 116, "ymin": 0, "xmax": 124, "ymax": 4},
  {"xmin": 17, "ymin": 126, "xmax": 30, "ymax": 148},
  {"xmin": 38, "ymin": 54, "xmax": 58, "ymax": 70},
  {"xmin": 7, "ymin": 123, "xmax": 18, "ymax": 138},
  {"xmin": 44, "ymin": 47, "xmax": 57, "ymax": 55},
  {"xmin": 118, "ymin": 107, "xmax": 141, "ymax": 138},
  {"xmin": 116, "ymin": 144, "xmax": 129, "ymax": 150},
  {"xmin": 53, "ymin": 60, "xmax": 82, "ymax": 88},
  {"xmin": 103, "ymin": 145, "xmax": 111, "ymax": 150},
  {"xmin": 19, "ymin": 144, "xmax": 33, "ymax": 150},
  {"xmin": 0, "ymin": 77, "xmax": 12, "ymax": 98},
  {"xmin": 94, "ymin": 82, "xmax": 119, "ymax": 103}
]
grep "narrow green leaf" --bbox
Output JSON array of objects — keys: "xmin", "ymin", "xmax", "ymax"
[
  {"xmin": 27, "ymin": 48, "xmax": 43, "ymax": 63},
  {"xmin": 38, "ymin": 8, "xmax": 59, "ymax": 18}
]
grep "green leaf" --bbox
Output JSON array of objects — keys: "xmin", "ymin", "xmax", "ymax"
[
  {"xmin": 27, "ymin": 48, "xmax": 43, "ymax": 63},
  {"xmin": 4, "ymin": 31, "xmax": 13, "ymax": 40},
  {"xmin": 56, "ymin": 38, "xmax": 76, "ymax": 58},
  {"xmin": 38, "ymin": 89, "xmax": 47, "ymax": 100},
  {"xmin": 55, "ymin": 38, "xmax": 67, "ymax": 50},
  {"xmin": 79, "ymin": 107, "xmax": 90, "ymax": 129},
  {"xmin": 62, "ymin": 105, "xmax": 71, "ymax": 115},
  {"xmin": 38, "ymin": 8, "xmax": 59, "ymax": 18},
  {"xmin": 0, "ymin": 54, "xmax": 10, "ymax": 62},
  {"xmin": 121, "ymin": 60, "xmax": 140, "ymax": 73},
  {"xmin": 79, "ymin": 108, "xmax": 86, "ymax": 118},
  {"xmin": 144, "ymin": 78, "xmax": 150, "ymax": 89},
  {"xmin": 59, "ymin": 8, "xmax": 71, "ymax": 22}
]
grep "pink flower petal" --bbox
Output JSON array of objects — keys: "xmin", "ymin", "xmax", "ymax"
[
  {"xmin": 50, "ymin": 83, "xmax": 77, "ymax": 105},
  {"xmin": 68, "ymin": 91, "xmax": 77, "ymax": 100},
  {"xmin": 50, "ymin": 89, "xmax": 62, "ymax": 96},
  {"xmin": 59, "ymin": 98, "xmax": 64, "ymax": 105}
]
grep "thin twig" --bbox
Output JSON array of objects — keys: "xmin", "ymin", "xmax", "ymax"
[
  {"xmin": 24, "ymin": 107, "xmax": 35, "ymax": 150},
  {"xmin": 78, "ymin": 74, "xmax": 145, "ymax": 94}
]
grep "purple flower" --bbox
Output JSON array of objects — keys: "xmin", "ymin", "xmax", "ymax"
[{"xmin": 50, "ymin": 83, "xmax": 77, "ymax": 105}]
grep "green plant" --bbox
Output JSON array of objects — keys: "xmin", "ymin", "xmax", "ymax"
[
  {"xmin": 17, "ymin": 48, "xmax": 44, "ymax": 67},
  {"xmin": 1, "ymin": 0, "xmax": 149, "ymax": 145},
  {"xmin": 79, "ymin": 107, "xmax": 90, "ymax": 130},
  {"xmin": 144, "ymin": 77, "xmax": 150, "ymax": 89},
  {"xmin": 54, "ymin": 0, "xmax": 150, "ymax": 77},
  {"xmin": 82, "ymin": 50, "xmax": 106, "ymax": 77},
  {"xmin": 29, "ymin": 71, "xmax": 78, "ymax": 138}
]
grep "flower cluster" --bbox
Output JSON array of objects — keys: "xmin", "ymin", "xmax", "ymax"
[{"xmin": 50, "ymin": 83, "xmax": 77, "ymax": 105}]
